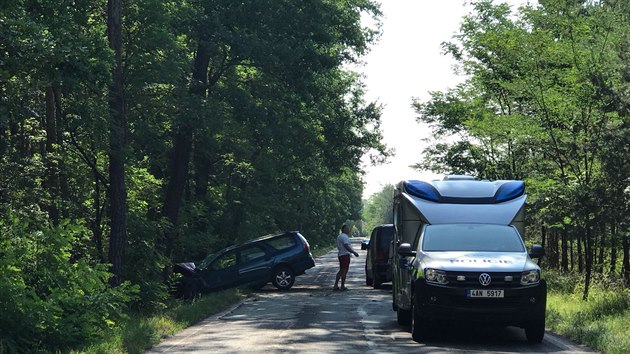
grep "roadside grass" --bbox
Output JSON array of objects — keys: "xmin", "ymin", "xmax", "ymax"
[
  {"xmin": 75, "ymin": 247, "xmax": 331, "ymax": 354},
  {"xmin": 545, "ymin": 272, "xmax": 630, "ymax": 354},
  {"xmin": 75, "ymin": 288, "xmax": 248, "ymax": 354}
]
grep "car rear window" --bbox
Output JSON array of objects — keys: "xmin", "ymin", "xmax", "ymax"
[
  {"xmin": 265, "ymin": 234, "xmax": 296, "ymax": 250},
  {"xmin": 379, "ymin": 227, "xmax": 394, "ymax": 249}
]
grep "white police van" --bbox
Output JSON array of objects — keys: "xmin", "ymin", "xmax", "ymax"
[{"xmin": 391, "ymin": 176, "xmax": 546, "ymax": 343}]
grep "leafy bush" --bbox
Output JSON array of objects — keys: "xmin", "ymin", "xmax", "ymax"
[
  {"xmin": 0, "ymin": 216, "xmax": 138, "ymax": 352},
  {"xmin": 544, "ymin": 270, "xmax": 583, "ymax": 294}
]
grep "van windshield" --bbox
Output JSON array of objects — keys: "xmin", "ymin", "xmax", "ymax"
[{"xmin": 422, "ymin": 224, "xmax": 525, "ymax": 252}]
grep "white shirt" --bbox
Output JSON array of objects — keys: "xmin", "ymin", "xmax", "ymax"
[{"xmin": 336, "ymin": 232, "xmax": 354, "ymax": 256}]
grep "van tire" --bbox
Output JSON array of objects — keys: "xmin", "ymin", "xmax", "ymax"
[
  {"xmin": 411, "ymin": 302, "xmax": 429, "ymax": 342},
  {"xmin": 525, "ymin": 316, "xmax": 545, "ymax": 343},
  {"xmin": 397, "ymin": 307, "xmax": 412, "ymax": 326}
]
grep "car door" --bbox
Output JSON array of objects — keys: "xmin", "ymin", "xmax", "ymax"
[
  {"xmin": 238, "ymin": 244, "xmax": 272, "ymax": 285},
  {"xmin": 202, "ymin": 250, "xmax": 239, "ymax": 290}
]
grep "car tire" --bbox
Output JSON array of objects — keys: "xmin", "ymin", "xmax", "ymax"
[
  {"xmin": 397, "ymin": 306, "xmax": 412, "ymax": 326},
  {"xmin": 373, "ymin": 274, "xmax": 382, "ymax": 289},
  {"xmin": 272, "ymin": 266, "xmax": 295, "ymax": 290},
  {"xmin": 182, "ymin": 278, "xmax": 201, "ymax": 300},
  {"xmin": 525, "ymin": 316, "xmax": 545, "ymax": 343},
  {"xmin": 411, "ymin": 301, "xmax": 429, "ymax": 342},
  {"xmin": 365, "ymin": 265, "xmax": 373, "ymax": 286}
]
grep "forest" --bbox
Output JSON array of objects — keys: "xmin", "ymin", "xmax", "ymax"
[
  {"xmin": 0, "ymin": 0, "xmax": 386, "ymax": 351},
  {"xmin": 412, "ymin": 0, "xmax": 630, "ymax": 301}
]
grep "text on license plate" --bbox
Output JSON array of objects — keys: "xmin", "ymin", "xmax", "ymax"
[{"xmin": 467, "ymin": 289, "xmax": 504, "ymax": 298}]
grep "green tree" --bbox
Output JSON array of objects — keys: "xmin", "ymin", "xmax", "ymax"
[{"xmin": 363, "ymin": 184, "xmax": 395, "ymax": 234}]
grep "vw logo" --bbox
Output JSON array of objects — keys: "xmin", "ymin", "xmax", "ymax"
[{"xmin": 479, "ymin": 273, "xmax": 492, "ymax": 286}]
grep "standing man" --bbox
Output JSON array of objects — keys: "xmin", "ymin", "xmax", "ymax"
[{"xmin": 334, "ymin": 224, "xmax": 359, "ymax": 291}]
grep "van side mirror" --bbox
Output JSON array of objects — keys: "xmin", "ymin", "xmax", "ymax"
[
  {"xmin": 529, "ymin": 244, "xmax": 545, "ymax": 259},
  {"xmin": 398, "ymin": 243, "xmax": 416, "ymax": 257}
]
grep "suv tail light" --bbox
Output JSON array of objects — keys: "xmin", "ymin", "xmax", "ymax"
[
  {"xmin": 298, "ymin": 234, "xmax": 310, "ymax": 253},
  {"xmin": 302, "ymin": 240, "xmax": 310, "ymax": 253}
]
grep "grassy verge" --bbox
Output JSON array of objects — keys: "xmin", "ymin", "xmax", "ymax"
[
  {"xmin": 75, "ymin": 248, "xmax": 330, "ymax": 354},
  {"xmin": 545, "ymin": 272, "xmax": 630, "ymax": 354},
  {"xmin": 75, "ymin": 288, "xmax": 248, "ymax": 354}
]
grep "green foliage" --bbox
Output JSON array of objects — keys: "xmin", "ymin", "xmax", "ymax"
[
  {"xmin": 547, "ymin": 273, "xmax": 630, "ymax": 353},
  {"xmin": 1, "ymin": 0, "xmax": 387, "ymax": 351},
  {"xmin": 362, "ymin": 184, "xmax": 394, "ymax": 234},
  {"xmin": 0, "ymin": 215, "xmax": 138, "ymax": 352},
  {"xmin": 413, "ymin": 0, "xmax": 630, "ymax": 295}
]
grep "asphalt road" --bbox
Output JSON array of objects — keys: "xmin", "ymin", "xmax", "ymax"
[{"xmin": 148, "ymin": 239, "xmax": 594, "ymax": 353}]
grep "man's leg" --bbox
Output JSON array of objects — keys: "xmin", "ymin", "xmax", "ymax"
[
  {"xmin": 340, "ymin": 268, "xmax": 348, "ymax": 288},
  {"xmin": 339, "ymin": 255, "xmax": 350, "ymax": 289}
]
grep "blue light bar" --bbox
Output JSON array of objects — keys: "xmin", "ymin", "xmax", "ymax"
[
  {"xmin": 403, "ymin": 179, "xmax": 525, "ymax": 204},
  {"xmin": 494, "ymin": 181, "xmax": 525, "ymax": 202},
  {"xmin": 404, "ymin": 180, "xmax": 441, "ymax": 202}
]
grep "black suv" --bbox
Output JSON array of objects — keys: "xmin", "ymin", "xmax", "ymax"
[
  {"xmin": 365, "ymin": 224, "xmax": 393, "ymax": 289},
  {"xmin": 175, "ymin": 231, "xmax": 315, "ymax": 297}
]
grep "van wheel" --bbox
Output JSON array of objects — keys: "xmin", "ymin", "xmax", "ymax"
[
  {"xmin": 411, "ymin": 302, "xmax": 429, "ymax": 342},
  {"xmin": 272, "ymin": 266, "xmax": 295, "ymax": 290},
  {"xmin": 373, "ymin": 274, "xmax": 382, "ymax": 289},
  {"xmin": 525, "ymin": 316, "xmax": 545, "ymax": 343},
  {"xmin": 366, "ymin": 276, "xmax": 373, "ymax": 286},
  {"xmin": 397, "ymin": 307, "xmax": 412, "ymax": 326}
]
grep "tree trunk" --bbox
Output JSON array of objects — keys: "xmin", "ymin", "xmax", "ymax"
[
  {"xmin": 44, "ymin": 86, "xmax": 60, "ymax": 224},
  {"xmin": 162, "ymin": 38, "xmax": 211, "ymax": 259},
  {"xmin": 583, "ymin": 225, "xmax": 594, "ymax": 301},
  {"xmin": 597, "ymin": 223, "xmax": 605, "ymax": 274},
  {"xmin": 561, "ymin": 227, "xmax": 569, "ymax": 273},
  {"xmin": 107, "ymin": 0, "xmax": 127, "ymax": 286},
  {"xmin": 622, "ymin": 231, "xmax": 630, "ymax": 286},
  {"xmin": 577, "ymin": 232, "xmax": 583, "ymax": 273},
  {"xmin": 610, "ymin": 222, "xmax": 617, "ymax": 275}
]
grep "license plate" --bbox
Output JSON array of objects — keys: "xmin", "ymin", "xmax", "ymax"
[{"xmin": 467, "ymin": 289, "xmax": 504, "ymax": 298}]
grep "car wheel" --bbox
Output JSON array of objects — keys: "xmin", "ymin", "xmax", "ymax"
[
  {"xmin": 392, "ymin": 284, "xmax": 398, "ymax": 311},
  {"xmin": 272, "ymin": 266, "xmax": 295, "ymax": 290},
  {"xmin": 366, "ymin": 276, "xmax": 373, "ymax": 286},
  {"xmin": 397, "ymin": 306, "xmax": 412, "ymax": 326},
  {"xmin": 182, "ymin": 278, "xmax": 201, "ymax": 300},
  {"xmin": 525, "ymin": 315, "xmax": 545, "ymax": 343},
  {"xmin": 411, "ymin": 301, "xmax": 429, "ymax": 342},
  {"xmin": 373, "ymin": 274, "xmax": 382, "ymax": 289}
]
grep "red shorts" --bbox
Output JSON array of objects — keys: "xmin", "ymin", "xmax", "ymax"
[{"xmin": 338, "ymin": 254, "xmax": 350, "ymax": 270}]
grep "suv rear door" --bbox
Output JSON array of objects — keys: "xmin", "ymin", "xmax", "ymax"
[{"xmin": 238, "ymin": 244, "xmax": 272, "ymax": 284}]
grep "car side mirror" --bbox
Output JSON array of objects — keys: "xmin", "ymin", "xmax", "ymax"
[
  {"xmin": 529, "ymin": 244, "xmax": 545, "ymax": 259},
  {"xmin": 398, "ymin": 243, "xmax": 416, "ymax": 257}
]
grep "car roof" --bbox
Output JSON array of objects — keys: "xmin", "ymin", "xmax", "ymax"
[{"xmin": 214, "ymin": 231, "xmax": 299, "ymax": 254}]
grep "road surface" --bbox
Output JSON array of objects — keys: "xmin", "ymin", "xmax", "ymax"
[{"xmin": 148, "ymin": 239, "xmax": 594, "ymax": 353}]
